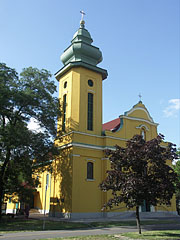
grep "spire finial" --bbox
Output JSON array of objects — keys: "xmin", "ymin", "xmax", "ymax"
[
  {"xmin": 80, "ymin": 10, "xmax": 85, "ymax": 28},
  {"xmin": 138, "ymin": 93, "xmax": 142, "ymax": 103}
]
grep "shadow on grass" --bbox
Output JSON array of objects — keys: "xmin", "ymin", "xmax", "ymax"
[
  {"xmin": 0, "ymin": 218, "xmax": 88, "ymax": 232},
  {"xmin": 0, "ymin": 217, "xmax": 179, "ymax": 233},
  {"xmin": 89, "ymin": 220, "xmax": 177, "ymax": 229},
  {"xmin": 123, "ymin": 230, "xmax": 180, "ymax": 240},
  {"xmin": 146, "ymin": 232, "xmax": 180, "ymax": 238}
]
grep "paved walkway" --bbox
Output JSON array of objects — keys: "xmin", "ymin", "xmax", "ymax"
[
  {"xmin": 0, "ymin": 223, "xmax": 180, "ymax": 240},
  {"xmin": 28, "ymin": 212, "xmax": 180, "ymax": 223},
  {"xmin": 1, "ymin": 214, "xmax": 180, "ymax": 240}
]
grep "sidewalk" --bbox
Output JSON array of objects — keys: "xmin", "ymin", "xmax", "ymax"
[
  {"xmin": 2, "ymin": 213, "xmax": 180, "ymax": 240},
  {"xmin": 1, "ymin": 221, "xmax": 180, "ymax": 240},
  {"xmin": 28, "ymin": 211, "xmax": 180, "ymax": 223}
]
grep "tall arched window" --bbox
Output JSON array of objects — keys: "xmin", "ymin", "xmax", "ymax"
[
  {"xmin": 141, "ymin": 129, "xmax": 146, "ymax": 140},
  {"xmin": 62, "ymin": 94, "xmax": 67, "ymax": 131},
  {"xmin": 87, "ymin": 93, "xmax": 93, "ymax": 131},
  {"xmin": 87, "ymin": 162, "xmax": 93, "ymax": 179}
]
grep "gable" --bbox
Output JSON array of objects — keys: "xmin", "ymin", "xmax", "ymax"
[
  {"xmin": 124, "ymin": 102, "xmax": 154, "ymax": 123},
  {"xmin": 102, "ymin": 101, "xmax": 158, "ymax": 137}
]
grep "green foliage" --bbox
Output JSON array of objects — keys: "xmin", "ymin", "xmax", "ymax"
[
  {"xmin": 0, "ymin": 63, "xmax": 61, "ymax": 215},
  {"xmin": 173, "ymin": 148, "xmax": 180, "ymax": 212}
]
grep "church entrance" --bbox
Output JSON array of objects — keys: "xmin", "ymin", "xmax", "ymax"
[{"xmin": 141, "ymin": 200, "xmax": 151, "ymax": 212}]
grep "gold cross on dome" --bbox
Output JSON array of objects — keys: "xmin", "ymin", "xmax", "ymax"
[{"xmin": 80, "ymin": 10, "xmax": 85, "ymax": 21}]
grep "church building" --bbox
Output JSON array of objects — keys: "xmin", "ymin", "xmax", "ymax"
[{"xmin": 5, "ymin": 16, "xmax": 176, "ymax": 218}]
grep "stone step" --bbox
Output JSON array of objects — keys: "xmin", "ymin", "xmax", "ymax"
[{"xmin": 29, "ymin": 208, "xmax": 40, "ymax": 214}]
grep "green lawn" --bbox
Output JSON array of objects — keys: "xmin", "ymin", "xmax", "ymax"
[
  {"xmin": 0, "ymin": 219, "xmax": 88, "ymax": 232},
  {"xmin": 88, "ymin": 219, "xmax": 176, "ymax": 228},
  {"xmin": 33, "ymin": 230, "xmax": 180, "ymax": 239},
  {"xmin": 122, "ymin": 230, "xmax": 180, "ymax": 239},
  {"xmin": 0, "ymin": 217, "xmax": 178, "ymax": 233}
]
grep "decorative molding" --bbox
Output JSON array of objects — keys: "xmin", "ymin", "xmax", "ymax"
[
  {"xmin": 125, "ymin": 106, "xmax": 154, "ymax": 122},
  {"xmin": 86, "ymin": 158, "xmax": 96, "ymax": 162},
  {"xmin": 73, "ymin": 131, "xmax": 127, "ymax": 141},
  {"xmin": 136, "ymin": 124, "xmax": 150, "ymax": 131},
  {"xmin": 122, "ymin": 115, "xmax": 159, "ymax": 126},
  {"xmin": 72, "ymin": 142, "xmax": 103, "ymax": 150},
  {"xmin": 72, "ymin": 154, "xmax": 80, "ymax": 157},
  {"xmin": 58, "ymin": 142, "xmax": 115, "ymax": 151},
  {"xmin": 86, "ymin": 179, "xmax": 95, "ymax": 182},
  {"xmin": 88, "ymin": 89, "xmax": 95, "ymax": 93},
  {"xmin": 59, "ymin": 130, "xmax": 127, "ymax": 142}
]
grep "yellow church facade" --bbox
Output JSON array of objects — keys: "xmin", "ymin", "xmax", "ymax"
[
  {"xmin": 40, "ymin": 18, "xmax": 176, "ymax": 219},
  {"xmin": 5, "ymin": 18, "xmax": 177, "ymax": 218}
]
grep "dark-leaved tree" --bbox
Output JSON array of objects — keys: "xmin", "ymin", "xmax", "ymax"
[
  {"xmin": 0, "ymin": 63, "xmax": 61, "ymax": 218},
  {"xmin": 99, "ymin": 134, "xmax": 178, "ymax": 234}
]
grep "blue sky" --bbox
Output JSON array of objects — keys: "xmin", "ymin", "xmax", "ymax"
[{"xmin": 0, "ymin": 0, "xmax": 179, "ymax": 147}]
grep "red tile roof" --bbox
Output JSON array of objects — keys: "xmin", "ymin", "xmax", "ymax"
[{"xmin": 102, "ymin": 117, "xmax": 120, "ymax": 131}]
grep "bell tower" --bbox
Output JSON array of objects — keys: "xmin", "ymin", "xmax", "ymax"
[{"xmin": 55, "ymin": 16, "xmax": 108, "ymax": 136}]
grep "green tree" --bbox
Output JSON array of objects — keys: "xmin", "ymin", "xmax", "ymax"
[
  {"xmin": 0, "ymin": 63, "xmax": 61, "ymax": 218},
  {"xmin": 99, "ymin": 134, "xmax": 178, "ymax": 234},
  {"xmin": 173, "ymin": 148, "xmax": 180, "ymax": 214}
]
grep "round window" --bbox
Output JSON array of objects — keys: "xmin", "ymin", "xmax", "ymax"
[
  {"xmin": 88, "ymin": 79, "xmax": 93, "ymax": 87},
  {"xmin": 64, "ymin": 81, "xmax": 67, "ymax": 88}
]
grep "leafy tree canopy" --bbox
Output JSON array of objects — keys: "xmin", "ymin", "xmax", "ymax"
[
  {"xmin": 0, "ymin": 63, "xmax": 61, "ymax": 216},
  {"xmin": 99, "ymin": 134, "xmax": 178, "ymax": 233},
  {"xmin": 173, "ymin": 148, "xmax": 180, "ymax": 204}
]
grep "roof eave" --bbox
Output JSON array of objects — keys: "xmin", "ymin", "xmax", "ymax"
[{"xmin": 55, "ymin": 61, "xmax": 108, "ymax": 81}]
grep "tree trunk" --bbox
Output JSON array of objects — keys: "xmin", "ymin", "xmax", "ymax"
[
  {"xmin": 0, "ymin": 149, "xmax": 11, "ymax": 219},
  {"xmin": 136, "ymin": 206, "xmax": 141, "ymax": 234}
]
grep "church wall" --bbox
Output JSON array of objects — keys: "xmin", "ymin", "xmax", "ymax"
[
  {"xmin": 78, "ymin": 67, "xmax": 103, "ymax": 135},
  {"xmin": 72, "ymin": 132, "xmax": 103, "ymax": 147},
  {"xmin": 57, "ymin": 67, "xmax": 103, "ymax": 135},
  {"xmin": 155, "ymin": 195, "xmax": 177, "ymax": 213},
  {"xmin": 123, "ymin": 119, "xmax": 157, "ymax": 141},
  {"xmin": 71, "ymin": 148, "xmax": 104, "ymax": 215}
]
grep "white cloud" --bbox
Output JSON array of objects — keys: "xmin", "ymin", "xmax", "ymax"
[
  {"xmin": 28, "ymin": 118, "xmax": 41, "ymax": 131},
  {"xmin": 163, "ymin": 99, "xmax": 180, "ymax": 117}
]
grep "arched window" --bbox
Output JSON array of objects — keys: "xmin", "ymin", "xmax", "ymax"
[
  {"xmin": 141, "ymin": 129, "xmax": 146, "ymax": 140},
  {"xmin": 62, "ymin": 94, "xmax": 67, "ymax": 131},
  {"xmin": 87, "ymin": 93, "xmax": 93, "ymax": 131},
  {"xmin": 87, "ymin": 162, "xmax": 93, "ymax": 179},
  {"xmin": 64, "ymin": 81, "xmax": 67, "ymax": 88}
]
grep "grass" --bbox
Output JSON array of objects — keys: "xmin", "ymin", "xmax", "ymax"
[
  {"xmin": 89, "ymin": 219, "xmax": 176, "ymax": 228},
  {"xmin": 122, "ymin": 230, "xmax": 180, "ymax": 239},
  {"xmin": 0, "ymin": 217, "xmax": 178, "ymax": 233},
  {"xmin": 0, "ymin": 218, "xmax": 88, "ymax": 232},
  {"xmin": 30, "ymin": 230, "xmax": 180, "ymax": 239}
]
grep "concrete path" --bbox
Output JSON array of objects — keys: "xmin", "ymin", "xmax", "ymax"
[
  {"xmin": 0, "ymin": 222, "xmax": 180, "ymax": 240},
  {"xmin": 0, "ymin": 227, "xmax": 137, "ymax": 240},
  {"xmin": 28, "ymin": 212, "xmax": 180, "ymax": 223}
]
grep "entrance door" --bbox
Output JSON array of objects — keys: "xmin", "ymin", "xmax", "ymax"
[{"xmin": 141, "ymin": 200, "xmax": 151, "ymax": 212}]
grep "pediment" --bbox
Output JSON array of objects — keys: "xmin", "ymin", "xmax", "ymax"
[{"xmin": 124, "ymin": 101, "xmax": 154, "ymax": 123}]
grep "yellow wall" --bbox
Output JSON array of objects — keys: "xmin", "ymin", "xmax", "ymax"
[{"xmin": 58, "ymin": 67, "xmax": 103, "ymax": 135}]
